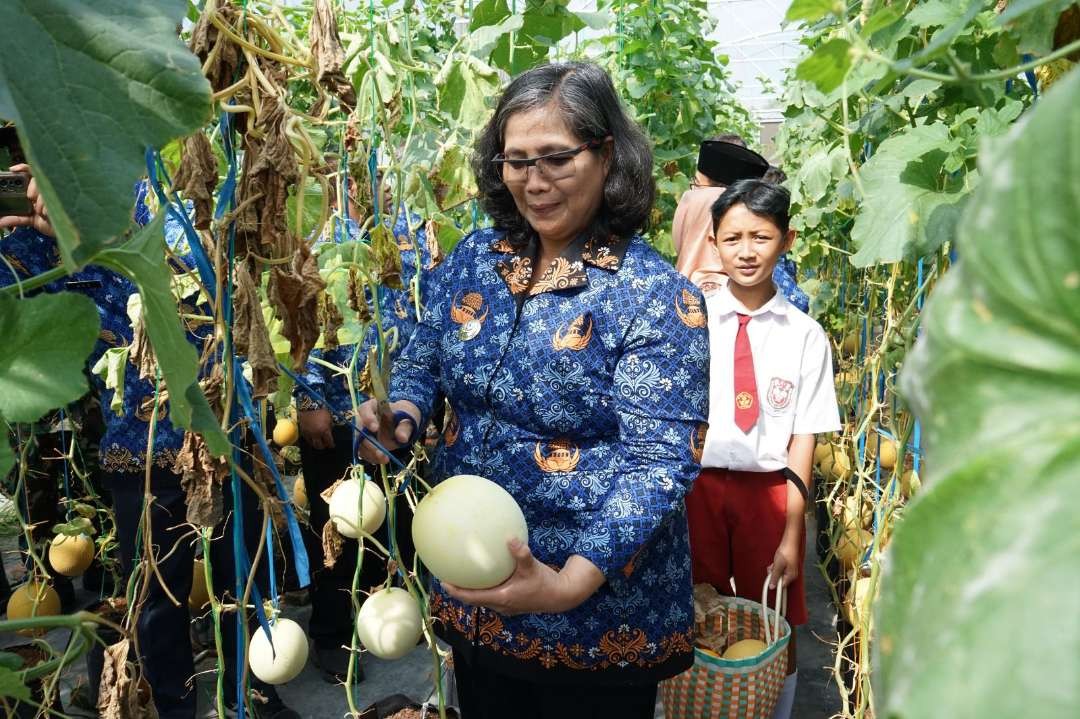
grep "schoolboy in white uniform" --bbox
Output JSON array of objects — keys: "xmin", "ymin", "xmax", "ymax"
[{"xmin": 686, "ymin": 179, "xmax": 841, "ymax": 719}]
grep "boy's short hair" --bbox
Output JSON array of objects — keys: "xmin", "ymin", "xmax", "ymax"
[{"xmin": 710, "ymin": 179, "xmax": 791, "ymax": 235}]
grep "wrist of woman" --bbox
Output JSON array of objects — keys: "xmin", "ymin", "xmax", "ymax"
[{"xmin": 556, "ymin": 555, "xmax": 606, "ymax": 611}]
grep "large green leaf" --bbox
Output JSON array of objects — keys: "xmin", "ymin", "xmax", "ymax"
[
  {"xmin": 0, "ymin": 0, "xmax": 211, "ymax": 270},
  {"xmin": 850, "ymin": 124, "xmax": 966, "ymax": 266},
  {"xmin": 785, "ymin": 0, "xmax": 836, "ymax": 24},
  {"xmin": 437, "ymin": 54, "xmax": 501, "ymax": 129},
  {"xmin": 878, "ymin": 68, "xmax": 1080, "ymax": 719},
  {"xmin": 95, "ymin": 215, "xmax": 229, "ymax": 456},
  {"xmin": 0, "ymin": 292, "xmax": 98, "ymax": 423},
  {"xmin": 795, "ymin": 38, "xmax": 854, "ymax": 94}
]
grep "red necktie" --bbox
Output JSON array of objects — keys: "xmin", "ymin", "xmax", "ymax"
[{"xmin": 733, "ymin": 313, "xmax": 759, "ymax": 433}]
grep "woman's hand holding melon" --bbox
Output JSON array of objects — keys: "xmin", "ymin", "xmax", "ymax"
[
  {"xmin": 355, "ymin": 398, "xmax": 421, "ymax": 463},
  {"xmin": 441, "ymin": 539, "xmax": 605, "ymax": 617}
]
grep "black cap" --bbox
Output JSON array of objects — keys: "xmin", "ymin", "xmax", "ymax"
[{"xmin": 697, "ymin": 140, "xmax": 769, "ymax": 186}]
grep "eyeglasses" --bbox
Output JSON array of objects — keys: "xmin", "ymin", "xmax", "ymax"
[{"xmin": 492, "ymin": 137, "xmax": 610, "ymax": 184}]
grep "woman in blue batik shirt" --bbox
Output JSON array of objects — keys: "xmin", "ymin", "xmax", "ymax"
[{"xmin": 356, "ymin": 63, "xmax": 710, "ymax": 719}]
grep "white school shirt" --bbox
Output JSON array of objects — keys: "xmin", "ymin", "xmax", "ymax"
[{"xmin": 701, "ymin": 287, "xmax": 841, "ymax": 472}]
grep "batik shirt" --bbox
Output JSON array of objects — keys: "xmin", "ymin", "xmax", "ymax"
[
  {"xmin": 295, "ymin": 211, "xmax": 431, "ymax": 423},
  {"xmin": 390, "ymin": 227, "xmax": 710, "ymax": 684},
  {"xmin": 88, "ymin": 208, "xmax": 215, "ymax": 474}
]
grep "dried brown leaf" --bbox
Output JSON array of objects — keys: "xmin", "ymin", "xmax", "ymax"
[
  {"xmin": 189, "ymin": 2, "xmax": 244, "ymax": 94},
  {"xmin": 130, "ymin": 315, "xmax": 159, "ymax": 382},
  {"xmin": 347, "ymin": 267, "xmax": 371, "ymax": 321},
  {"xmin": 322, "ymin": 519, "xmax": 344, "ymax": 569},
  {"xmin": 98, "ymin": 639, "xmax": 159, "ymax": 719},
  {"xmin": 370, "ymin": 225, "xmax": 403, "ymax": 290},
  {"xmin": 268, "ymin": 245, "xmax": 326, "ymax": 369},
  {"xmin": 424, "ymin": 219, "xmax": 446, "ymax": 269},
  {"xmin": 172, "ymin": 133, "xmax": 218, "ymax": 230},
  {"xmin": 321, "ymin": 292, "xmax": 344, "ymax": 351},
  {"xmin": 232, "ymin": 263, "xmax": 279, "ymax": 398},
  {"xmin": 310, "ymin": 0, "xmax": 357, "ymax": 110},
  {"xmin": 174, "ymin": 432, "xmax": 227, "ymax": 527},
  {"xmin": 236, "ymin": 95, "xmax": 299, "ymax": 255}
]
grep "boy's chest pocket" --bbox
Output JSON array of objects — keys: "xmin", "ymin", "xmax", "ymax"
[{"xmin": 762, "ymin": 376, "xmax": 798, "ymax": 417}]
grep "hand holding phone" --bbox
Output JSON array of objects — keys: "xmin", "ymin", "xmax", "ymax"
[
  {"xmin": 0, "ymin": 164, "xmax": 55, "ymax": 237},
  {"xmin": 0, "ymin": 171, "xmax": 32, "ymax": 216}
]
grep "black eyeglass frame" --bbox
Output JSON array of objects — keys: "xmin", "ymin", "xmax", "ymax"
[{"xmin": 491, "ymin": 137, "xmax": 611, "ymax": 173}]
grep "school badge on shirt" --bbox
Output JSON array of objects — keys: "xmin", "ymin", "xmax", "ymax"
[
  {"xmin": 450, "ymin": 291, "xmax": 488, "ymax": 341},
  {"xmin": 767, "ymin": 377, "xmax": 795, "ymax": 411}
]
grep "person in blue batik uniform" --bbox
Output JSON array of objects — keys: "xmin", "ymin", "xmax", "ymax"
[
  {"xmin": 356, "ymin": 63, "xmax": 710, "ymax": 719},
  {"xmin": 292, "ymin": 201, "xmax": 430, "ymax": 681},
  {"xmin": 2, "ymin": 172, "xmax": 300, "ymax": 719}
]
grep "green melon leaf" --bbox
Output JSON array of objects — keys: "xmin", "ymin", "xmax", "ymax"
[
  {"xmin": 879, "ymin": 67, "xmax": 1080, "ymax": 719},
  {"xmin": 437, "ymin": 54, "xmax": 501, "ymax": 129},
  {"xmin": 850, "ymin": 124, "xmax": 966, "ymax": 266},
  {"xmin": 796, "ymin": 38, "xmax": 854, "ymax": 94},
  {"xmin": 0, "ymin": 664, "xmax": 31, "ymax": 702},
  {"xmin": 95, "ymin": 214, "xmax": 229, "ymax": 456},
  {"xmin": 0, "ymin": 292, "xmax": 98, "ymax": 423},
  {"xmin": 0, "ymin": 0, "xmax": 211, "ymax": 270},
  {"xmin": 785, "ymin": 0, "xmax": 837, "ymax": 24}
]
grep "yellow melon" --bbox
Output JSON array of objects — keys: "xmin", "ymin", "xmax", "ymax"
[
  {"xmin": 840, "ymin": 495, "xmax": 871, "ymax": 529},
  {"xmin": 722, "ymin": 638, "xmax": 768, "ymax": 659},
  {"xmin": 836, "ymin": 526, "xmax": 872, "ymax": 570},
  {"xmin": 48, "ymin": 534, "xmax": 95, "ymax": 577},
  {"xmin": 830, "ymin": 452, "xmax": 853, "ymax": 481},
  {"xmin": 866, "ymin": 434, "xmax": 899, "ymax": 470},
  {"xmin": 6, "ymin": 581, "xmax": 61, "ymax": 635},
  {"xmin": 273, "ymin": 418, "xmax": 299, "ymax": 447},
  {"xmin": 901, "ymin": 469, "xmax": 921, "ymax": 499},
  {"xmin": 293, "ymin": 475, "xmax": 308, "ymax": 510}
]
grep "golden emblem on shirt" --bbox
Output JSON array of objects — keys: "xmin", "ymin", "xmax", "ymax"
[
  {"xmin": 689, "ymin": 423, "xmax": 707, "ymax": 463},
  {"xmin": 450, "ymin": 291, "xmax": 488, "ymax": 341},
  {"xmin": 674, "ymin": 288, "xmax": 706, "ymax": 328},
  {"xmin": 736, "ymin": 391, "xmax": 754, "ymax": 411},
  {"xmin": 552, "ymin": 314, "xmax": 593, "ymax": 351},
  {"xmin": 534, "ymin": 439, "xmax": 580, "ymax": 473}
]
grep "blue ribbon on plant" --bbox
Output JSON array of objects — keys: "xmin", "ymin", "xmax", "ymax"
[
  {"xmin": 144, "ymin": 149, "xmax": 218, "ymax": 302},
  {"xmin": 232, "ymin": 356, "xmax": 312, "ymax": 591}
]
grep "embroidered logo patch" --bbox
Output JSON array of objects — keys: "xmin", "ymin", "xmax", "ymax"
[
  {"xmin": 552, "ymin": 313, "xmax": 593, "ymax": 351},
  {"xmin": 450, "ymin": 291, "xmax": 488, "ymax": 340},
  {"xmin": 674, "ymin": 288, "xmax": 707, "ymax": 328},
  {"xmin": 735, "ymin": 391, "xmax": 754, "ymax": 410},
  {"xmin": 767, "ymin": 377, "xmax": 795, "ymax": 410}
]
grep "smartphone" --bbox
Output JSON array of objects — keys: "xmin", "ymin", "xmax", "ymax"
[{"xmin": 0, "ymin": 171, "xmax": 32, "ymax": 216}]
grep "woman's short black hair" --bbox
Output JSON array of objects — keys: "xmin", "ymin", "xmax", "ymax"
[
  {"xmin": 472, "ymin": 62, "xmax": 655, "ymax": 247},
  {"xmin": 711, "ymin": 179, "xmax": 791, "ymax": 235}
]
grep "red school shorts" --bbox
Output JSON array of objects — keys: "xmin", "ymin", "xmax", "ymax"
[{"xmin": 685, "ymin": 467, "xmax": 808, "ymax": 626}]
